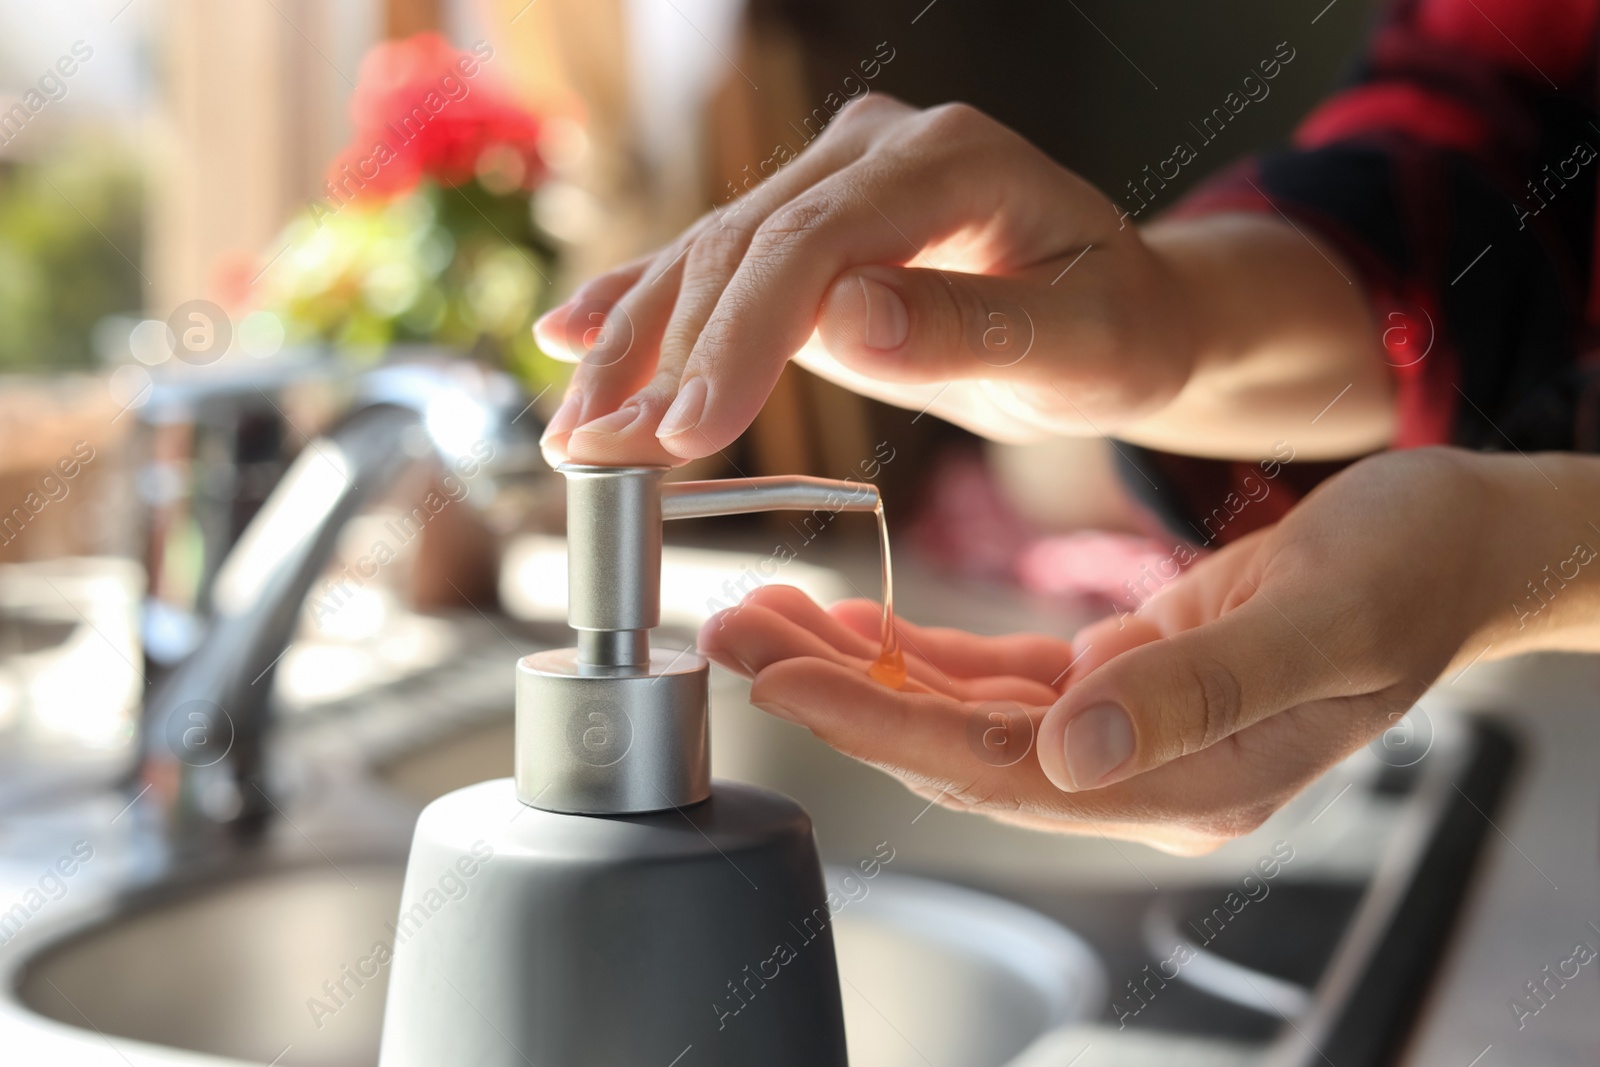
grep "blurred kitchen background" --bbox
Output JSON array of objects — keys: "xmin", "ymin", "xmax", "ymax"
[{"xmin": 10, "ymin": 3, "xmax": 1597, "ymax": 1067}]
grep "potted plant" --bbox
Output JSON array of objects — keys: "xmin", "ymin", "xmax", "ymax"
[
  {"xmin": 258, "ymin": 31, "xmax": 560, "ymax": 390},
  {"xmin": 255, "ymin": 32, "xmax": 568, "ymax": 609}
]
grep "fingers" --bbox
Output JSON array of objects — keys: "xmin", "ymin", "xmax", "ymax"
[
  {"xmin": 650, "ymin": 161, "xmax": 967, "ymax": 459},
  {"xmin": 814, "ymin": 263, "xmax": 1102, "ymax": 393},
  {"xmin": 743, "ymin": 586, "xmax": 1063, "ymax": 704},
  {"xmin": 533, "ymin": 256, "xmax": 654, "ymax": 363},
  {"xmin": 541, "ymin": 237, "xmax": 699, "ymax": 466},
  {"xmin": 788, "ymin": 341, "xmax": 1051, "ymax": 444},
  {"xmin": 1038, "ymin": 589, "xmax": 1363, "ymax": 794},
  {"xmin": 1062, "ymin": 614, "xmax": 1164, "ymax": 680},
  {"xmin": 1138, "ymin": 530, "xmax": 1267, "ymax": 632},
  {"xmin": 1063, "ymin": 531, "xmax": 1267, "ymax": 678},
  {"xmin": 749, "ymin": 656, "xmax": 1057, "ymax": 796},
  {"xmin": 701, "ymin": 599, "xmax": 900, "ymax": 680},
  {"xmin": 830, "ymin": 598, "xmax": 1083, "ymax": 690},
  {"xmin": 702, "ymin": 585, "xmax": 1060, "ymax": 704},
  {"xmin": 718, "ymin": 586, "xmax": 883, "ymax": 664},
  {"xmin": 654, "ymin": 104, "xmax": 1110, "ymax": 460},
  {"xmin": 745, "ymin": 654, "xmax": 1291, "ymax": 856},
  {"xmin": 700, "ymin": 600, "xmax": 936, "ymax": 697},
  {"xmin": 537, "ymin": 254, "xmax": 685, "ymax": 465},
  {"xmin": 559, "ymin": 96, "xmax": 914, "ymax": 465}
]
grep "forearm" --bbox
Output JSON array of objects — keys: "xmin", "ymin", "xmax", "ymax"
[
  {"xmin": 1462, "ymin": 452, "xmax": 1600, "ymax": 665},
  {"xmin": 1115, "ymin": 213, "xmax": 1396, "ymax": 461}
]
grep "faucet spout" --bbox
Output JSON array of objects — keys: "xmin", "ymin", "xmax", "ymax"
[{"xmin": 139, "ymin": 362, "xmax": 539, "ymax": 842}]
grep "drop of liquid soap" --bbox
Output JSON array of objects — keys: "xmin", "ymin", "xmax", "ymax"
[{"xmin": 868, "ymin": 501, "xmax": 907, "ymax": 689}]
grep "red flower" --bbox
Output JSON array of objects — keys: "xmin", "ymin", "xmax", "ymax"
[{"xmin": 325, "ymin": 32, "xmax": 544, "ymax": 202}]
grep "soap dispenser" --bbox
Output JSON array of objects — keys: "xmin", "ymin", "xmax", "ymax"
[{"xmin": 378, "ymin": 464, "xmax": 882, "ymax": 1067}]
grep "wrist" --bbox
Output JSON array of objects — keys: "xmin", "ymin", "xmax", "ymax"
[
  {"xmin": 1113, "ymin": 223, "xmax": 1203, "ymax": 412},
  {"xmin": 1137, "ymin": 217, "xmax": 1250, "ymax": 402},
  {"xmin": 1455, "ymin": 452, "xmax": 1600, "ymax": 664},
  {"xmin": 1126, "ymin": 213, "xmax": 1394, "ymax": 461}
]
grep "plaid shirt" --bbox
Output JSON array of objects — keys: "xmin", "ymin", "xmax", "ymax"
[{"xmin": 1124, "ymin": 0, "xmax": 1600, "ymax": 545}]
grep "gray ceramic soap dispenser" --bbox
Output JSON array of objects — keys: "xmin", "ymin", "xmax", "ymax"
[{"xmin": 378, "ymin": 464, "xmax": 880, "ymax": 1066}]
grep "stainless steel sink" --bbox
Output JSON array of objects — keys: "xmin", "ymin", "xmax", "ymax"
[
  {"xmin": 836, "ymin": 872, "xmax": 1105, "ymax": 1067},
  {"xmin": 19, "ymin": 865, "xmax": 404, "ymax": 1067},
  {"xmin": 11, "ymin": 857, "xmax": 1105, "ymax": 1067}
]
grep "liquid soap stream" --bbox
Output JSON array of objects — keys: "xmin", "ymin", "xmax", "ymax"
[{"xmin": 867, "ymin": 501, "xmax": 906, "ymax": 689}]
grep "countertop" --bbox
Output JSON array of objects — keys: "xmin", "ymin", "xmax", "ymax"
[{"xmin": 1397, "ymin": 652, "xmax": 1600, "ymax": 1065}]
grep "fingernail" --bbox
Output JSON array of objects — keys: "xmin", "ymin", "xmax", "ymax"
[
  {"xmin": 752, "ymin": 699, "xmax": 801, "ymax": 725},
  {"xmin": 541, "ymin": 391, "xmax": 583, "ymax": 441},
  {"xmin": 859, "ymin": 276, "xmax": 909, "ymax": 351},
  {"xmin": 1063, "ymin": 703, "xmax": 1134, "ymax": 790},
  {"xmin": 533, "ymin": 305, "xmax": 569, "ymax": 350},
  {"xmin": 656, "ymin": 377, "xmax": 708, "ymax": 438},
  {"xmin": 572, "ymin": 402, "xmax": 644, "ymax": 437}
]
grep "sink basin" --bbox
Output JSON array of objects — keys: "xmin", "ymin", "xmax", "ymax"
[
  {"xmin": 16, "ymin": 865, "xmax": 403, "ymax": 1067},
  {"xmin": 836, "ymin": 872, "xmax": 1105, "ymax": 1067},
  {"xmin": 8, "ymin": 862, "xmax": 1104, "ymax": 1067}
]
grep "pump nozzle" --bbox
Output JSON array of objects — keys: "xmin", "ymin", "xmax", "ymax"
[
  {"xmin": 662, "ymin": 475, "xmax": 878, "ymax": 520},
  {"xmin": 517, "ymin": 466, "xmax": 880, "ymax": 815},
  {"xmin": 560, "ymin": 467, "xmax": 878, "ymax": 669}
]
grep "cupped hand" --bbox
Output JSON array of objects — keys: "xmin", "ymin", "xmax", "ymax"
[
  {"xmin": 700, "ymin": 448, "xmax": 1508, "ymax": 854},
  {"xmin": 536, "ymin": 95, "xmax": 1191, "ymax": 467}
]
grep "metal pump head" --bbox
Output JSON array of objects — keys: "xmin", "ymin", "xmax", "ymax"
[{"xmin": 515, "ymin": 465, "xmax": 879, "ymax": 815}]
